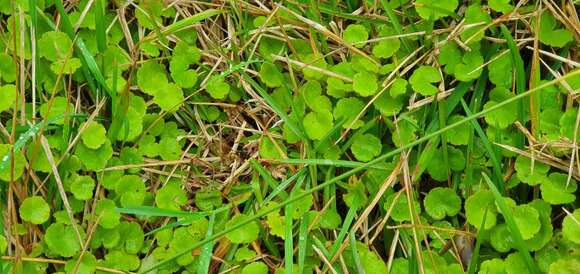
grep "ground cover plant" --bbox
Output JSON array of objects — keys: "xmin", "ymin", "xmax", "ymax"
[{"xmin": 0, "ymin": 0, "xmax": 579, "ymax": 273}]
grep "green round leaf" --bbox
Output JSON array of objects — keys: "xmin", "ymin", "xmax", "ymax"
[
  {"xmin": 515, "ymin": 155, "xmax": 550, "ymax": 186},
  {"xmin": 303, "ymin": 111, "xmax": 334, "ymax": 140},
  {"xmin": 512, "ymin": 204, "xmax": 541, "ymax": 240},
  {"xmin": 19, "ymin": 196, "xmax": 50, "ymax": 224},
  {"xmin": 343, "ymin": 24, "xmax": 369, "ymax": 48},
  {"xmin": 465, "ymin": 189, "xmax": 497, "ymax": 230},
  {"xmin": 241, "ymin": 261, "xmax": 268, "ymax": 274},
  {"xmin": 424, "ymin": 187, "xmax": 461, "ymax": 220},
  {"xmin": 39, "ymin": 96, "xmax": 74, "ymax": 125},
  {"xmin": 155, "ymin": 181, "xmax": 187, "ymax": 210},
  {"xmin": 353, "ymin": 72, "xmax": 378, "ymax": 97},
  {"xmin": 95, "ymin": 198, "xmax": 120, "ymax": 229},
  {"xmin": 540, "ymin": 173, "xmax": 577, "ymax": 205},
  {"xmin": 205, "ymin": 76, "xmax": 230, "ymax": 99},
  {"xmin": 75, "ymin": 139, "xmax": 113, "ymax": 171},
  {"xmin": 350, "ymin": 134, "xmax": 382, "ymax": 162},
  {"xmin": 333, "ymin": 97, "xmax": 364, "ymax": 129},
  {"xmin": 70, "ymin": 175, "xmax": 96, "ymax": 200},
  {"xmin": 0, "ymin": 84, "xmax": 17, "ymax": 112},
  {"xmin": 225, "ymin": 214, "xmax": 259, "ymax": 244},
  {"xmin": 259, "ymin": 62, "xmax": 284, "ymax": 88},
  {"xmin": 45, "ymin": 223, "xmax": 83, "ymax": 257},
  {"xmin": 409, "ymin": 66, "xmax": 441, "ymax": 96},
  {"xmin": 562, "ymin": 209, "xmax": 580, "ymax": 244},
  {"xmin": 81, "ymin": 121, "xmax": 107, "ymax": 149},
  {"xmin": 0, "ymin": 144, "xmax": 26, "ymax": 182},
  {"xmin": 415, "ymin": 0, "xmax": 458, "ymax": 20}
]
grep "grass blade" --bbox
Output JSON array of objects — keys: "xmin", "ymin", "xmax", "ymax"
[
  {"xmin": 197, "ymin": 213, "xmax": 215, "ymax": 274},
  {"xmin": 482, "ymin": 173, "xmax": 539, "ymax": 274}
]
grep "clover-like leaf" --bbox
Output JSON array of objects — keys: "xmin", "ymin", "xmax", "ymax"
[
  {"xmin": 488, "ymin": 51, "xmax": 514, "ymax": 88},
  {"xmin": 137, "ymin": 61, "xmax": 168, "ymax": 95},
  {"xmin": 75, "ymin": 139, "xmax": 113, "ymax": 171},
  {"xmin": 373, "ymin": 90, "xmax": 405, "ymax": 117},
  {"xmin": 241, "ymin": 261, "xmax": 268, "ymax": 274},
  {"xmin": 170, "ymin": 42, "xmax": 200, "ymax": 88},
  {"xmin": 446, "ymin": 115, "xmax": 470, "ymax": 145},
  {"xmin": 195, "ymin": 190, "xmax": 222, "ymax": 211},
  {"xmin": 415, "ymin": 0, "xmax": 458, "ymax": 20},
  {"xmin": 489, "ymin": 0, "xmax": 514, "ymax": 13},
  {"xmin": 0, "ymin": 144, "xmax": 26, "ymax": 182},
  {"xmin": 454, "ymin": 48, "xmax": 483, "ymax": 81},
  {"xmin": 155, "ymin": 181, "xmax": 187, "ymax": 210},
  {"xmin": 424, "ymin": 187, "xmax": 461, "ymax": 220},
  {"xmin": 333, "ymin": 97, "xmax": 364, "ymax": 129},
  {"xmin": 538, "ymin": 12, "xmax": 573, "ymax": 48},
  {"xmin": 465, "ymin": 189, "xmax": 498, "ymax": 229},
  {"xmin": 19, "ymin": 196, "xmax": 50, "ymax": 224},
  {"xmin": 301, "ymin": 80, "xmax": 326, "ymax": 109},
  {"xmin": 259, "ymin": 137, "xmax": 287, "ymax": 159},
  {"xmin": 115, "ymin": 175, "xmax": 146, "ymax": 207},
  {"xmin": 490, "ymin": 225, "xmax": 514, "ymax": 252},
  {"xmin": 344, "ymin": 177, "xmax": 368, "ymax": 209},
  {"xmin": 0, "ymin": 85, "xmax": 17, "ymax": 112},
  {"xmin": 95, "ymin": 198, "xmax": 120, "ymax": 229},
  {"xmin": 548, "ymin": 257, "xmax": 580, "ymax": 274},
  {"xmin": 152, "ymin": 82, "xmax": 184, "ymax": 112},
  {"xmin": 0, "ymin": 234, "xmax": 6, "ymax": 255},
  {"xmin": 525, "ymin": 199, "xmax": 553, "ymax": 251},
  {"xmin": 225, "ymin": 214, "xmax": 259, "ymax": 244},
  {"xmin": 303, "ymin": 110, "xmax": 334, "ymax": 140},
  {"xmin": 64, "ymin": 253, "xmax": 97, "ymax": 274},
  {"xmin": 259, "ymin": 62, "xmax": 284, "ymax": 88},
  {"xmin": 511, "ymin": 204, "xmax": 541, "ymax": 240},
  {"xmin": 352, "ymin": 72, "xmax": 379, "ymax": 97},
  {"xmin": 45, "ymin": 223, "xmax": 83, "ymax": 257},
  {"xmin": 478, "ymin": 258, "xmax": 506, "ymax": 274},
  {"xmin": 205, "ymin": 76, "xmax": 230, "ymax": 99},
  {"xmin": 0, "ymin": 53, "xmax": 16, "ymax": 83},
  {"xmin": 515, "ymin": 155, "xmax": 550, "ymax": 186},
  {"xmin": 483, "ymin": 87, "xmax": 518, "ymax": 129},
  {"xmin": 343, "ymin": 24, "xmax": 368, "ymax": 48},
  {"xmin": 540, "ymin": 173, "xmax": 577, "ymax": 205},
  {"xmin": 350, "ymin": 134, "xmax": 382, "ymax": 162},
  {"xmin": 39, "ymin": 96, "xmax": 74, "ymax": 125},
  {"xmin": 266, "ymin": 210, "xmax": 285, "ymax": 239},
  {"xmin": 372, "ymin": 26, "xmax": 400, "ymax": 59},
  {"xmin": 39, "ymin": 31, "xmax": 73, "ymax": 62},
  {"xmin": 81, "ymin": 121, "xmax": 107, "ymax": 149},
  {"xmin": 301, "ymin": 53, "xmax": 328, "ymax": 80},
  {"xmin": 409, "ymin": 66, "xmax": 441, "ymax": 96},
  {"xmin": 233, "ymin": 247, "xmax": 256, "ymax": 263},
  {"xmin": 290, "ymin": 189, "xmax": 313, "ymax": 219},
  {"xmin": 504, "ymin": 252, "xmax": 528, "ymax": 274},
  {"xmin": 439, "ymin": 42, "xmax": 462, "ymax": 75},
  {"xmin": 384, "ymin": 192, "xmax": 421, "ymax": 222},
  {"xmin": 460, "ymin": 4, "xmax": 491, "ymax": 43},
  {"xmin": 562, "ymin": 209, "xmax": 580, "ymax": 244},
  {"xmin": 50, "ymin": 58, "xmax": 82, "ymax": 74},
  {"xmin": 389, "ymin": 78, "xmax": 408, "ymax": 98},
  {"xmin": 560, "ymin": 108, "xmax": 580, "ymax": 140},
  {"xmin": 426, "ymin": 147, "xmax": 465, "ymax": 181},
  {"xmin": 70, "ymin": 175, "xmax": 96, "ymax": 200}
]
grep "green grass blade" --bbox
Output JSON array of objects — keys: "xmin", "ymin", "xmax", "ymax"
[
  {"xmin": 297, "ymin": 214, "xmax": 308, "ymax": 274},
  {"xmin": 349, "ymin": 233, "xmax": 365, "ymax": 274},
  {"xmin": 482, "ymin": 173, "xmax": 539, "ymax": 274},
  {"xmin": 467, "ymin": 208, "xmax": 489, "ymax": 274},
  {"xmin": 460, "ymin": 99, "xmax": 505, "ymax": 193},
  {"xmin": 284, "ymin": 202, "xmax": 294, "ymax": 274},
  {"xmin": 500, "ymin": 24, "xmax": 526, "ymax": 148},
  {"xmin": 197, "ymin": 213, "xmax": 215, "ymax": 274}
]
